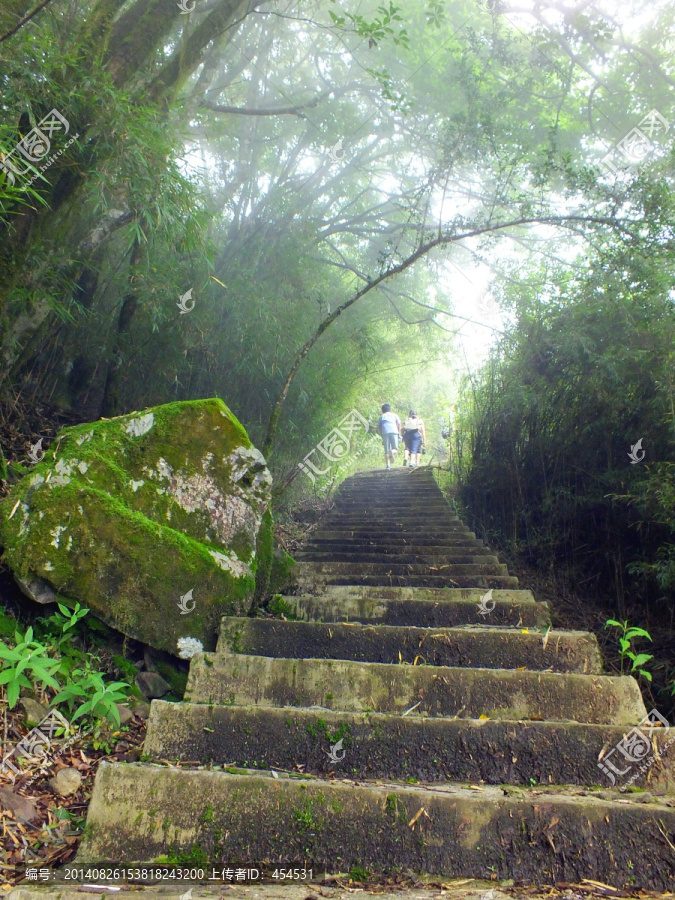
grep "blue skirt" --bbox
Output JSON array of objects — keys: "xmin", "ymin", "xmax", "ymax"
[{"xmin": 404, "ymin": 430, "xmax": 422, "ymax": 453}]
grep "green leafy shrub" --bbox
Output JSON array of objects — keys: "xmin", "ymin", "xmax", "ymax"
[
  {"xmin": 0, "ymin": 627, "xmax": 61, "ymax": 707},
  {"xmin": 53, "ymin": 669, "xmax": 130, "ymax": 729},
  {"xmin": 0, "ymin": 605, "xmax": 131, "ymax": 726},
  {"xmin": 605, "ymin": 619, "xmax": 653, "ymax": 681}
]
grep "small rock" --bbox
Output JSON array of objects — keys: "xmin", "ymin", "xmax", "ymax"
[
  {"xmin": 48, "ymin": 767, "xmax": 82, "ymax": 797},
  {"xmin": 135, "ymin": 671, "xmax": 170, "ymax": 699},
  {"xmin": 0, "ymin": 787, "xmax": 39, "ymax": 823},
  {"xmin": 132, "ymin": 699, "xmax": 152, "ymax": 720},
  {"xmin": 120, "ymin": 747, "xmax": 142, "ymax": 762},
  {"xmin": 115, "ymin": 703, "xmax": 134, "ymax": 726},
  {"xmin": 15, "ymin": 574, "xmax": 57, "ymax": 605},
  {"xmin": 21, "ymin": 697, "xmax": 49, "ymax": 728},
  {"xmin": 143, "ymin": 647, "xmax": 158, "ymax": 672},
  {"xmin": 633, "ymin": 791, "xmax": 655, "ymax": 803}
]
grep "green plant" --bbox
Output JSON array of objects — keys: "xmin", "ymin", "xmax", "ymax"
[
  {"xmin": 38, "ymin": 602, "xmax": 89, "ymax": 653},
  {"xmin": 267, "ymin": 595, "xmax": 296, "ymax": 619},
  {"xmin": 605, "ymin": 619, "xmax": 654, "ymax": 681},
  {"xmin": 0, "ymin": 627, "xmax": 61, "ymax": 707},
  {"xmin": 348, "ymin": 865, "xmax": 370, "ymax": 882},
  {"xmin": 53, "ymin": 668, "xmax": 131, "ymax": 728}
]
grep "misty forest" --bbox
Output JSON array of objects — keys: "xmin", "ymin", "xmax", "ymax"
[{"xmin": 0, "ymin": 0, "xmax": 674, "ymax": 890}]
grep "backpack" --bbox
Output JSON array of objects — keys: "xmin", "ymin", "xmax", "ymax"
[{"xmin": 404, "ymin": 416, "xmax": 420, "ymax": 432}]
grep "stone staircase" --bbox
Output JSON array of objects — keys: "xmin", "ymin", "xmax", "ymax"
[{"xmin": 76, "ymin": 468, "xmax": 675, "ymax": 888}]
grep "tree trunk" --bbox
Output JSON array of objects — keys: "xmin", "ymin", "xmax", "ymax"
[{"xmin": 100, "ymin": 239, "xmax": 144, "ymax": 416}]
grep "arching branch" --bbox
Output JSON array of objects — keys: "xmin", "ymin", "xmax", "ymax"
[{"xmin": 261, "ymin": 212, "xmax": 635, "ymax": 456}]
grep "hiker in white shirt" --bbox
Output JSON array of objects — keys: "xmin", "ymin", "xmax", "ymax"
[{"xmin": 377, "ymin": 403, "xmax": 402, "ymax": 470}]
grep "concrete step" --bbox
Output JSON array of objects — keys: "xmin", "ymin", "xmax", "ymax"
[
  {"xmin": 217, "ymin": 617, "xmax": 601, "ymax": 674},
  {"xmin": 185, "ymin": 652, "xmax": 645, "ymax": 724},
  {"xmin": 333, "ymin": 502, "xmax": 450, "ymax": 511},
  {"xmin": 144, "ymin": 701, "xmax": 675, "ymax": 793},
  {"xmin": 315, "ymin": 521, "xmax": 476, "ymax": 544},
  {"xmin": 332, "ymin": 501, "xmax": 456, "ymax": 512},
  {"xmin": 311, "ymin": 531, "xmax": 481, "ymax": 544},
  {"xmin": 76, "ymin": 764, "xmax": 675, "ymax": 889},
  {"xmin": 326, "ymin": 515, "xmax": 467, "ymax": 525},
  {"xmin": 306, "ymin": 537, "xmax": 487, "ymax": 550},
  {"xmin": 296, "ymin": 572, "xmax": 521, "ymax": 589},
  {"xmin": 280, "ymin": 588, "xmax": 551, "ymax": 628},
  {"xmin": 295, "ymin": 561, "xmax": 510, "ymax": 577},
  {"xmin": 295, "ymin": 552, "xmax": 501, "ymax": 565},
  {"xmin": 346, "ymin": 470, "xmax": 438, "ymax": 482}
]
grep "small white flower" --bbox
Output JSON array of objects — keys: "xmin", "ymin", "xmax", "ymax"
[{"xmin": 177, "ymin": 636, "xmax": 204, "ymax": 659}]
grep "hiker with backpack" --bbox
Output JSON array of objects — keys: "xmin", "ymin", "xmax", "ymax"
[
  {"xmin": 402, "ymin": 410, "xmax": 426, "ymax": 467},
  {"xmin": 377, "ymin": 403, "xmax": 402, "ymax": 470}
]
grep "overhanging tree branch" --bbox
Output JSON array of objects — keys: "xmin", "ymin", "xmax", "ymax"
[
  {"xmin": 0, "ymin": 0, "xmax": 54, "ymax": 43},
  {"xmin": 261, "ymin": 213, "xmax": 636, "ymax": 457}
]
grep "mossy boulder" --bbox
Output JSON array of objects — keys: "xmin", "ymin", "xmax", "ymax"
[{"xmin": 0, "ymin": 399, "xmax": 271, "ymax": 653}]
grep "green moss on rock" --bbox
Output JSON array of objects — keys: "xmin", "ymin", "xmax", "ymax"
[
  {"xmin": 269, "ymin": 547, "xmax": 297, "ymax": 594},
  {"xmin": 0, "ymin": 399, "xmax": 272, "ymax": 654}
]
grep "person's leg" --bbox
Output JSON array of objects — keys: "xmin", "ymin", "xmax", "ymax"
[{"xmin": 383, "ymin": 433, "xmax": 394, "ymax": 468}]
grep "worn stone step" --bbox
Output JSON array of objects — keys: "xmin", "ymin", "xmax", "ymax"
[
  {"xmin": 335, "ymin": 495, "xmax": 449, "ymax": 504},
  {"xmin": 295, "ymin": 551, "xmax": 501, "ymax": 565},
  {"xmin": 307, "ymin": 537, "xmax": 487, "ymax": 550},
  {"xmin": 333, "ymin": 500, "xmax": 455, "ymax": 512},
  {"xmin": 302, "ymin": 543, "xmax": 489, "ymax": 557},
  {"xmin": 327, "ymin": 515, "xmax": 466, "ymax": 526},
  {"xmin": 281, "ymin": 588, "xmax": 551, "ymax": 628},
  {"xmin": 347, "ymin": 470, "xmax": 437, "ymax": 481},
  {"xmin": 297, "ymin": 572, "xmax": 520, "ymax": 589},
  {"xmin": 144, "ymin": 702, "xmax": 675, "ymax": 793},
  {"xmin": 317, "ymin": 520, "xmax": 476, "ymax": 543},
  {"xmin": 217, "ymin": 617, "xmax": 601, "ymax": 674},
  {"xmin": 295, "ymin": 561, "xmax": 510, "ymax": 577},
  {"xmin": 186, "ymin": 653, "xmax": 645, "ymax": 724},
  {"xmin": 76, "ymin": 764, "xmax": 675, "ymax": 889},
  {"xmin": 311, "ymin": 531, "xmax": 481, "ymax": 545}
]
